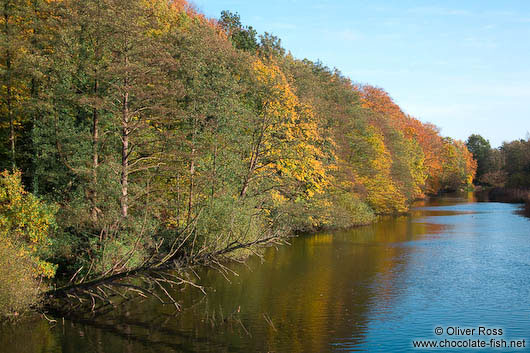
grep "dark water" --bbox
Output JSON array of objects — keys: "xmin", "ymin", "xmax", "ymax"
[{"xmin": 2, "ymin": 194, "xmax": 530, "ymax": 352}]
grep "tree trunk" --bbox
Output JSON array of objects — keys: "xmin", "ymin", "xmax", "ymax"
[
  {"xmin": 211, "ymin": 145, "xmax": 217, "ymax": 199},
  {"xmin": 91, "ymin": 77, "xmax": 99, "ymax": 222},
  {"xmin": 90, "ymin": 0, "xmax": 101, "ymax": 223},
  {"xmin": 187, "ymin": 145, "xmax": 195, "ymax": 226},
  {"xmin": 240, "ymin": 141, "xmax": 259, "ymax": 198},
  {"xmin": 31, "ymin": 78, "xmax": 38, "ymax": 194},
  {"xmin": 186, "ymin": 118, "xmax": 197, "ymax": 226},
  {"xmin": 8, "ymin": 83, "xmax": 15, "ymax": 171},
  {"xmin": 121, "ymin": 55, "xmax": 129, "ymax": 219},
  {"xmin": 240, "ymin": 121, "xmax": 266, "ymax": 198}
]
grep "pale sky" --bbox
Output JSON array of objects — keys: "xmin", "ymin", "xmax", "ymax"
[{"xmin": 193, "ymin": 0, "xmax": 530, "ymax": 147}]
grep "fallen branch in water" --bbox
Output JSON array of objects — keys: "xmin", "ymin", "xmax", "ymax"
[{"xmin": 43, "ymin": 231, "xmax": 286, "ymax": 318}]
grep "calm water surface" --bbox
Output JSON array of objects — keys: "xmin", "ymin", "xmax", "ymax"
[{"xmin": 2, "ymin": 194, "xmax": 530, "ymax": 352}]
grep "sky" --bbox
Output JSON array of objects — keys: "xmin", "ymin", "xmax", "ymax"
[{"xmin": 192, "ymin": 0, "xmax": 530, "ymax": 147}]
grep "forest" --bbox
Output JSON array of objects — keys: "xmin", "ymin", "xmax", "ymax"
[{"xmin": 0, "ymin": 0, "xmax": 478, "ymax": 317}]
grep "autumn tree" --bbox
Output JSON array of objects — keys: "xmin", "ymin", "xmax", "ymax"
[
  {"xmin": 31, "ymin": 0, "xmax": 189, "ymax": 274},
  {"xmin": 0, "ymin": 170, "xmax": 56, "ymax": 316},
  {"xmin": 438, "ymin": 138, "xmax": 476, "ymax": 191},
  {"xmin": 347, "ymin": 125, "xmax": 408, "ymax": 213},
  {"xmin": 239, "ymin": 59, "xmax": 330, "ymax": 202}
]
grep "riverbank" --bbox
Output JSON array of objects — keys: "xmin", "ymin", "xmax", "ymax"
[
  {"xmin": 0, "ymin": 190, "xmax": 472, "ymax": 322},
  {"xmin": 4, "ymin": 197, "xmax": 530, "ymax": 352},
  {"xmin": 39, "ymin": 195, "xmax": 423, "ymax": 320},
  {"xmin": 487, "ymin": 188, "xmax": 530, "ymax": 216},
  {"xmin": 488, "ymin": 187, "xmax": 530, "ymax": 203}
]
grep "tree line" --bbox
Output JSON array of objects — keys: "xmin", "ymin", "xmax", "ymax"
[
  {"xmin": 466, "ymin": 133, "xmax": 530, "ymax": 202},
  {"xmin": 0, "ymin": 0, "xmax": 476, "ymax": 316}
]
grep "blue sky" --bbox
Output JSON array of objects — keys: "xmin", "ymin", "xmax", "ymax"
[{"xmin": 192, "ymin": 0, "xmax": 530, "ymax": 147}]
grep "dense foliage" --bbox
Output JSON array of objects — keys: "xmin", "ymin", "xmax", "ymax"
[
  {"xmin": 467, "ymin": 134, "xmax": 530, "ymax": 190},
  {"xmin": 0, "ymin": 171, "xmax": 56, "ymax": 316},
  {"xmin": 0, "ymin": 0, "xmax": 476, "ymax": 315}
]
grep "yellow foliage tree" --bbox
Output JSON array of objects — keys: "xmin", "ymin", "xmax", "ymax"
[
  {"xmin": 0, "ymin": 170, "xmax": 57, "ymax": 279},
  {"xmin": 440, "ymin": 139, "xmax": 477, "ymax": 190},
  {"xmin": 350, "ymin": 127, "xmax": 408, "ymax": 214},
  {"xmin": 240, "ymin": 59, "xmax": 332, "ymax": 201}
]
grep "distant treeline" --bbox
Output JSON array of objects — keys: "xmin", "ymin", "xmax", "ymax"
[
  {"xmin": 466, "ymin": 134, "xmax": 530, "ymax": 204},
  {"xmin": 0, "ymin": 0, "xmax": 476, "ymax": 316}
]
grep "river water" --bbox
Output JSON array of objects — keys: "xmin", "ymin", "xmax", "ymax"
[{"xmin": 2, "ymin": 194, "xmax": 530, "ymax": 352}]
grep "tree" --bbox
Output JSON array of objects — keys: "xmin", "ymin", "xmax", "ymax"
[
  {"xmin": 0, "ymin": 0, "xmax": 41, "ymax": 171},
  {"xmin": 218, "ymin": 10, "xmax": 258, "ymax": 53},
  {"xmin": 159, "ymin": 17, "xmax": 250, "ymax": 230},
  {"xmin": 439, "ymin": 138, "xmax": 476, "ymax": 191},
  {"xmin": 466, "ymin": 134, "xmax": 491, "ymax": 184},
  {"xmin": 501, "ymin": 139, "xmax": 530, "ymax": 188},
  {"xmin": 259, "ymin": 32, "xmax": 285, "ymax": 58},
  {"xmin": 238, "ymin": 59, "xmax": 330, "ymax": 202},
  {"xmin": 0, "ymin": 170, "xmax": 57, "ymax": 278},
  {"xmin": 347, "ymin": 126, "xmax": 408, "ymax": 214}
]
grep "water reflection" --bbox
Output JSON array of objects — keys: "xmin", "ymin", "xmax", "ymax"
[
  {"xmin": 2, "ymin": 195, "xmax": 529, "ymax": 352},
  {"xmin": 0, "ymin": 319, "xmax": 59, "ymax": 353}
]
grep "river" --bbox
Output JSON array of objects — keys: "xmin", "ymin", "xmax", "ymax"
[{"xmin": 2, "ymin": 193, "xmax": 530, "ymax": 352}]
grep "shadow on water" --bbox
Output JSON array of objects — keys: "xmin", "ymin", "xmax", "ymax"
[{"xmin": 2, "ymin": 192, "xmax": 529, "ymax": 352}]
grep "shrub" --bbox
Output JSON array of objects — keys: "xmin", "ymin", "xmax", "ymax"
[
  {"xmin": 193, "ymin": 195, "xmax": 270, "ymax": 254},
  {"xmin": 0, "ymin": 243, "xmax": 40, "ymax": 318},
  {"xmin": 267, "ymin": 189, "xmax": 376, "ymax": 232},
  {"xmin": 330, "ymin": 192, "xmax": 377, "ymax": 228},
  {"xmin": 0, "ymin": 170, "xmax": 57, "ymax": 316}
]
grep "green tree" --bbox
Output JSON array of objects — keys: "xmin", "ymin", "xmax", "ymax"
[
  {"xmin": 259, "ymin": 32, "xmax": 285, "ymax": 58},
  {"xmin": 466, "ymin": 134, "xmax": 491, "ymax": 184},
  {"xmin": 34, "ymin": 0, "xmax": 186, "ymax": 274},
  {"xmin": 501, "ymin": 139, "xmax": 530, "ymax": 188},
  {"xmin": 219, "ymin": 10, "xmax": 258, "ymax": 53}
]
